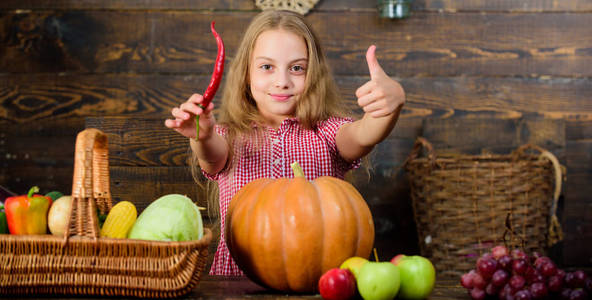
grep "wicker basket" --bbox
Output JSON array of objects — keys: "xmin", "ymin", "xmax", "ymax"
[
  {"xmin": 0, "ymin": 128, "xmax": 212, "ymax": 297},
  {"xmin": 255, "ymin": 0, "xmax": 320, "ymax": 15},
  {"xmin": 405, "ymin": 137, "xmax": 563, "ymax": 278}
]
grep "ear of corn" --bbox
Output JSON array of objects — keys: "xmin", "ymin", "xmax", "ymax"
[{"xmin": 100, "ymin": 201, "xmax": 137, "ymax": 238}]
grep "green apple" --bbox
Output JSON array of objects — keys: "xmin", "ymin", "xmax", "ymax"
[
  {"xmin": 392, "ymin": 255, "xmax": 436, "ymax": 299},
  {"xmin": 356, "ymin": 261, "xmax": 400, "ymax": 300},
  {"xmin": 340, "ymin": 256, "xmax": 369, "ymax": 279}
]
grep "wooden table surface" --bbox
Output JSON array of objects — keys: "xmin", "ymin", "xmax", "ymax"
[
  {"xmin": 16, "ymin": 269, "xmax": 592, "ymax": 299},
  {"xmin": 185, "ymin": 276, "xmax": 468, "ymax": 299},
  {"xmin": 107, "ymin": 275, "xmax": 465, "ymax": 300},
  {"xmin": 17, "ymin": 275, "xmax": 467, "ymax": 299}
]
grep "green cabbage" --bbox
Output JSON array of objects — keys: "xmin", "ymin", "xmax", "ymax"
[{"xmin": 128, "ymin": 194, "xmax": 203, "ymax": 241}]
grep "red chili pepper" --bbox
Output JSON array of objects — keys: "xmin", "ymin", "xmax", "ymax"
[
  {"xmin": 202, "ymin": 21, "xmax": 225, "ymax": 108},
  {"xmin": 196, "ymin": 21, "xmax": 225, "ymax": 140}
]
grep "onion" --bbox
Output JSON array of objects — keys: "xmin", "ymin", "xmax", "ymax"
[{"xmin": 47, "ymin": 196, "xmax": 72, "ymax": 236}]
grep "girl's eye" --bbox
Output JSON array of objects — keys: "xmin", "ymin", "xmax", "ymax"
[
  {"xmin": 260, "ymin": 64, "xmax": 272, "ymax": 71},
  {"xmin": 290, "ymin": 65, "xmax": 306, "ymax": 73}
]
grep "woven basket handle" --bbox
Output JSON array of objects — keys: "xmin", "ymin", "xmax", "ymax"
[
  {"xmin": 512, "ymin": 144, "xmax": 564, "ymax": 246},
  {"xmin": 406, "ymin": 137, "xmax": 437, "ymax": 167},
  {"xmin": 65, "ymin": 128, "xmax": 113, "ymax": 241}
]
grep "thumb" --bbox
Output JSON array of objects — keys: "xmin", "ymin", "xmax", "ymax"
[{"xmin": 366, "ymin": 45, "xmax": 385, "ymax": 79}]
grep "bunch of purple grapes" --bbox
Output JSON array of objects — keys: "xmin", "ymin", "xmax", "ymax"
[{"xmin": 460, "ymin": 245, "xmax": 591, "ymax": 300}]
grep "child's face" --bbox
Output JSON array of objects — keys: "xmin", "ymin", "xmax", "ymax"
[{"xmin": 249, "ymin": 29, "xmax": 308, "ymax": 127}]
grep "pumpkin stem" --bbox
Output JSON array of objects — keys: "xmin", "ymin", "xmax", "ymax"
[
  {"xmin": 290, "ymin": 161, "xmax": 305, "ymax": 178},
  {"xmin": 373, "ymin": 248, "xmax": 379, "ymax": 262}
]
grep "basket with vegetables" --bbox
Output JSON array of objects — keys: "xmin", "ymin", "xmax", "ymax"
[
  {"xmin": 0, "ymin": 20, "xmax": 227, "ymax": 297},
  {"xmin": 0, "ymin": 128, "xmax": 212, "ymax": 298}
]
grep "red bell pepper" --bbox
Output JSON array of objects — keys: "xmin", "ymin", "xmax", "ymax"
[{"xmin": 5, "ymin": 186, "xmax": 53, "ymax": 235}]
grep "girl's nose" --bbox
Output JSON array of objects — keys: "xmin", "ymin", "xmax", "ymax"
[{"xmin": 274, "ymin": 70, "xmax": 291, "ymax": 89}]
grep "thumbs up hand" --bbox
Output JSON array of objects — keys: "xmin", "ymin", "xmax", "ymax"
[{"xmin": 355, "ymin": 45, "xmax": 405, "ymax": 118}]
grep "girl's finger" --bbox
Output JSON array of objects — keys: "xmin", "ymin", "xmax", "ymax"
[
  {"xmin": 370, "ymin": 108, "xmax": 391, "ymax": 118},
  {"xmin": 196, "ymin": 105, "xmax": 205, "ymax": 116},
  {"xmin": 180, "ymin": 101, "xmax": 202, "ymax": 116},
  {"xmin": 357, "ymin": 90, "xmax": 380, "ymax": 107},
  {"xmin": 166, "ymin": 118, "xmax": 186, "ymax": 128},
  {"xmin": 362, "ymin": 100, "xmax": 383, "ymax": 114},
  {"xmin": 173, "ymin": 107, "xmax": 194, "ymax": 120},
  {"xmin": 355, "ymin": 80, "xmax": 375, "ymax": 99},
  {"xmin": 194, "ymin": 103, "xmax": 214, "ymax": 121},
  {"xmin": 188, "ymin": 93, "xmax": 204, "ymax": 105},
  {"xmin": 164, "ymin": 118, "xmax": 176, "ymax": 129},
  {"xmin": 171, "ymin": 107, "xmax": 184, "ymax": 119},
  {"xmin": 201, "ymin": 102, "xmax": 215, "ymax": 115},
  {"xmin": 171, "ymin": 107, "xmax": 183, "ymax": 119}
]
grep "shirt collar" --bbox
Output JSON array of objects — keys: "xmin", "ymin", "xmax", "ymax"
[{"xmin": 251, "ymin": 117, "xmax": 300, "ymax": 129}]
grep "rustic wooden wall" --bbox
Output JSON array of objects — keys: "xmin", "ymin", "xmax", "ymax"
[{"xmin": 1, "ymin": 0, "xmax": 590, "ymax": 268}]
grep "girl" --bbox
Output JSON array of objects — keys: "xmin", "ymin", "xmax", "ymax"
[{"xmin": 165, "ymin": 10, "xmax": 405, "ymax": 276}]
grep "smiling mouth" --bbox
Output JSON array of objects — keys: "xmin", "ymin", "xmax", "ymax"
[{"xmin": 270, "ymin": 94, "xmax": 292, "ymax": 101}]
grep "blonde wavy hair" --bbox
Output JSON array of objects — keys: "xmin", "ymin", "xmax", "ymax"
[
  {"xmin": 220, "ymin": 10, "xmax": 348, "ymax": 136},
  {"xmin": 192, "ymin": 10, "xmax": 354, "ymax": 220}
]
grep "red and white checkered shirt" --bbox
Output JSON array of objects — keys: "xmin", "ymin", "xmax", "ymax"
[{"xmin": 202, "ymin": 116, "xmax": 360, "ymax": 276}]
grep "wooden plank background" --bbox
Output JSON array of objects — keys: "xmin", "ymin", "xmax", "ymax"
[{"xmin": 1, "ymin": 0, "xmax": 590, "ymax": 268}]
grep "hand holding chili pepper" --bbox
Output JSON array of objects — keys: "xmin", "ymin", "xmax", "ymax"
[
  {"xmin": 165, "ymin": 93, "xmax": 216, "ymax": 140},
  {"xmin": 165, "ymin": 21, "xmax": 224, "ymax": 141}
]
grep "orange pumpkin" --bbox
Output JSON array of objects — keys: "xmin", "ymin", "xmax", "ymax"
[{"xmin": 226, "ymin": 162, "xmax": 375, "ymax": 292}]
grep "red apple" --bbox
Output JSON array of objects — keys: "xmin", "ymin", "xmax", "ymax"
[
  {"xmin": 391, "ymin": 255, "xmax": 436, "ymax": 299},
  {"xmin": 391, "ymin": 254, "xmax": 406, "ymax": 265},
  {"xmin": 318, "ymin": 268, "xmax": 357, "ymax": 300}
]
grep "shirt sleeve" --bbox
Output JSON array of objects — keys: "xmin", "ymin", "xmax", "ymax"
[
  {"xmin": 200, "ymin": 125, "xmax": 229, "ymax": 181},
  {"xmin": 316, "ymin": 116, "xmax": 362, "ymax": 174}
]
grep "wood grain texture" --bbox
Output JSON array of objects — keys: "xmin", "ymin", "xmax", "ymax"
[
  {"xmin": 109, "ymin": 166, "xmax": 208, "ymax": 211},
  {"xmin": 0, "ymin": 74, "xmax": 210, "ymax": 123},
  {"xmin": 412, "ymin": 0, "xmax": 592, "ymax": 11},
  {"xmin": 567, "ymin": 120, "xmax": 592, "ymax": 140},
  {"xmin": 85, "ymin": 116, "xmax": 191, "ymax": 167},
  {"xmin": 2, "ymin": 0, "xmax": 591, "ymax": 12},
  {"xmin": 0, "ymin": 165, "xmax": 73, "ymax": 195},
  {"xmin": 0, "ymin": 117, "xmax": 82, "ymax": 193},
  {"xmin": 19, "ymin": 277, "xmax": 478, "ymax": 300},
  {"xmin": 1, "ymin": 11, "xmax": 591, "ymax": 76},
  {"xmin": 564, "ymin": 134, "xmax": 592, "ymax": 266},
  {"xmin": 2, "ymin": 74, "xmax": 591, "ymax": 124},
  {"xmin": 422, "ymin": 117, "xmax": 566, "ymax": 155},
  {"xmin": 563, "ymin": 171, "xmax": 592, "ymax": 266},
  {"xmin": 0, "ymin": 0, "xmax": 258, "ymax": 10}
]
